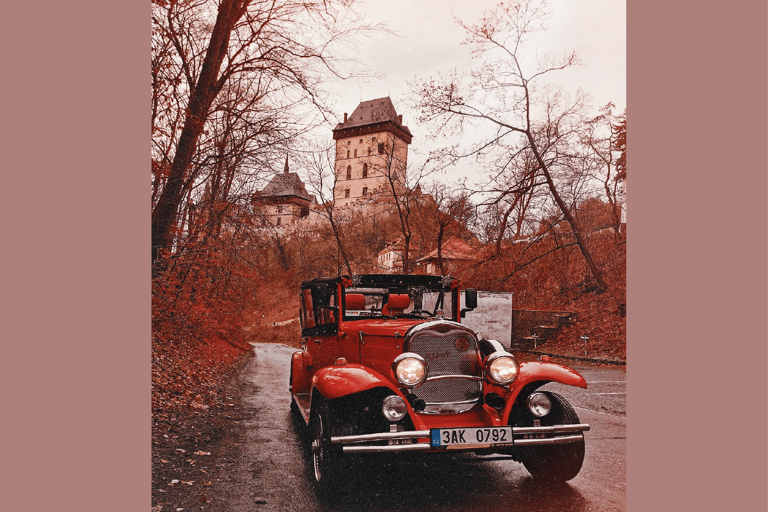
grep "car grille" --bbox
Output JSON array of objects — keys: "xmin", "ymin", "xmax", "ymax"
[{"xmin": 407, "ymin": 324, "xmax": 481, "ymax": 414}]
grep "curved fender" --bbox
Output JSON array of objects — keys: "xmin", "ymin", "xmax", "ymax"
[
  {"xmin": 311, "ymin": 364, "xmax": 398, "ymax": 400},
  {"xmin": 290, "ymin": 351, "xmax": 313, "ymax": 394},
  {"xmin": 516, "ymin": 361, "xmax": 587, "ymax": 389},
  {"xmin": 500, "ymin": 361, "xmax": 587, "ymax": 422}
]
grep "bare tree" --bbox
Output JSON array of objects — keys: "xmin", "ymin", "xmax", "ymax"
[
  {"xmin": 583, "ymin": 103, "xmax": 626, "ymax": 238},
  {"xmin": 415, "ymin": 183, "xmax": 476, "ymax": 275},
  {"xmin": 302, "ymin": 145, "xmax": 354, "ymax": 275},
  {"xmin": 411, "ymin": 0, "xmax": 609, "ymax": 291},
  {"xmin": 369, "ymin": 131, "xmax": 420, "ymax": 274},
  {"xmin": 474, "ymin": 148, "xmax": 548, "ymax": 254},
  {"xmin": 151, "ymin": 0, "xmax": 374, "ymax": 262}
]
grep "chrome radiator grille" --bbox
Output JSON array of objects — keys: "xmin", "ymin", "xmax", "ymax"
[{"xmin": 407, "ymin": 326, "xmax": 481, "ymax": 412}]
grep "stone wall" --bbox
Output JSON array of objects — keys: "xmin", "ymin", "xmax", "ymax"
[{"xmin": 511, "ymin": 310, "xmax": 576, "ymax": 350}]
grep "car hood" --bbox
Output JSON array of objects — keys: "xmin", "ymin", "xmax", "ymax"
[{"xmin": 342, "ymin": 318, "xmax": 426, "ymax": 338}]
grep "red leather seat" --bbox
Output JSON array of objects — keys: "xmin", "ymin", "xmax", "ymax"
[
  {"xmin": 382, "ymin": 294, "xmax": 410, "ymax": 315},
  {"xmin": 345, "ymin": 293, "xmax": 365, "ymax": 311}
]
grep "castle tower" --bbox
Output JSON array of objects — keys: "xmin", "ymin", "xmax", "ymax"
[{"xmin": 331, "ymin": 97, "xmax": 412, "ymax": 208}]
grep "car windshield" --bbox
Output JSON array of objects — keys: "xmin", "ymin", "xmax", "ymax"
[{"xmin": 342, "ymin": 285, "xmax": 455, "ymax": 321}]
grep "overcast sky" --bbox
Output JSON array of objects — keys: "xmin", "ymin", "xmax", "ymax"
[{"xmin": 323, "ymin": 0, "xmax": 626, "ymax": 187}]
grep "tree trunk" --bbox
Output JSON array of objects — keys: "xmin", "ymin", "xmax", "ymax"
[
  {"xmin": 436, "ymin": 223, "xmax": 445, "ymax": 275},
  {"xmin": 151, "ymin": 0, "xmax": 246, "ymax": 261},
  {"xmin": 527, "ymin": 133, "xmax": 609, "ymax": 292}
]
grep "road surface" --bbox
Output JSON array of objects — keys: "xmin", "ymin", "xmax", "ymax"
[{"xmin": 217, "ymin": 343, "xmax": 626, "ymax": 511}]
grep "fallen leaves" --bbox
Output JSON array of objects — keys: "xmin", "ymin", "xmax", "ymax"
[{"xmin": 168, "ymin": 479, "xmax": 195, "ymax": 486}]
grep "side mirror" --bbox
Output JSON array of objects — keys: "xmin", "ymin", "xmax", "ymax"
[{"xmin": 464, "ymin": 288, "xmax": 478, "ymax": 310}]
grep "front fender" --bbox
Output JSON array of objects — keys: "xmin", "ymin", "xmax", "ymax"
[
  {"xmin": 515, "ymin": 361, "xmax": 587, "ymax": 389},
  {"xmin": 500, "ymin": 361, "xmax": 587, "ymax": 422},
  {"xmin": 311, "ymin": 364, "xmax": 399, "ymax": 400}
]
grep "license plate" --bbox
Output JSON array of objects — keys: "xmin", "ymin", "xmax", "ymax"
[{"xmin": 430, "ymin": 427, "xmax": 513, "ymax": 449}]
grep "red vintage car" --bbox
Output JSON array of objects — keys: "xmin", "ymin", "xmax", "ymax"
[{"xmin": 290, "ymin": 274, "xmax": 589, "ymax": 493}]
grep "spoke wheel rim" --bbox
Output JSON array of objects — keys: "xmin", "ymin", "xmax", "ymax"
[{"xmin": 312, "ymin": 416, "xmax": 324, "ymax": 482}]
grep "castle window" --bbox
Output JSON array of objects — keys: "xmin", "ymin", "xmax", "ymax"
[
  {"xmin": 354, "ymin": 149, "xmax": 357, "ymax": 157},
  {"xmin": 359, "ymin": 138, "xmax": 363, "ymax": 143},
  {"xmin": 346, "ymin": 166, "xmax": 351, "ymax": 179},
  {"xmin": 367, "ymin": 148, "xmax": 371, "ymax": 155},
  {"xmin": 378, "ymin": 143, "xmax": 385, "ymax": 154},
  {"xmin": 346, "ymin": 150, "xmax": 350, "ymax": 158},
  {"xmin": 362, "ymin": 187, "xmax": 368, "ymax": 196},
  {"xmin": 276, "ymin": 217, "xmax": 281, "ymax": 226},
  {"xmin": 362, "ymin": 163, "xmax": 368, "ymax": 178},
  {"xmin": 344, "ymin": 189, "xmax": 350, "ymax": 198}
]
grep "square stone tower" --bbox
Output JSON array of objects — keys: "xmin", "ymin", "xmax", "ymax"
[{"xmin": 331, "ymin": 97, "xmax": 412, "ymax": 208}]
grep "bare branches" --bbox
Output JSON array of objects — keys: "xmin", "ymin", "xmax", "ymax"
[
  {"xmin": 411, "ymin": 0, "xmax": 609, "ymax": 291},
  {"xmin": 152, "ymin": 0, "xmax": 379, "ymax": 262}
]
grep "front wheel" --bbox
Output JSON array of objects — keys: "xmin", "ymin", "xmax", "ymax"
[
  {"xmin": 521, "ymin": 392, "xmax": 585, "ymax": 482},
  {"xmin": 310, "ymin": 399, "xmax": 340, "ymax": 494}
]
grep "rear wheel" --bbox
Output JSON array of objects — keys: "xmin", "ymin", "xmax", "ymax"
[{"xmin": 521, "ymin": 392, "xmax": 585, "ymax": 482}]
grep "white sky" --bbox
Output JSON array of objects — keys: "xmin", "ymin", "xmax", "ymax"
[{"xmin": 321, "ymin": 0, "xmax": 626, "ymax": 188}]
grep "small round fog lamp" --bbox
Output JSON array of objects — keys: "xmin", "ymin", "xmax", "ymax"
[
  {"xmin": 527, "ymin": 392, "xmax": 552, "ymax": 417},
  {"xmin": 382, "ymin": 395, "xmax": 407, "ymax": 422}
]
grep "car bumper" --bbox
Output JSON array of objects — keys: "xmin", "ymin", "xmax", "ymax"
[{"xmin": 331, "ymin": 423, "xmax": 590, "ymax": 453}]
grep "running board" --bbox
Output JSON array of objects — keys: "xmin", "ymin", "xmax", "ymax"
[{"xmin": 292, "ymin": 392, "xmax": 311, "ymax": 424}]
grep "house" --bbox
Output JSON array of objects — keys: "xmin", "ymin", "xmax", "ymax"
[
  {"xmin": 415, "ymin": 236, "xmax": 478, "ymax": 275},
  {"xmin": 252, "ymin": 157, "xmax": 313, "ymax": 226},
  {"xmin": 377, "ymin": 238, "xmax": 416, "ymax": 274}
]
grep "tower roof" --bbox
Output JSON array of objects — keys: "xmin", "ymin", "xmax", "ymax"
[{"xmin": 333, "ymin": 97, "xmax": 412, "ymax": 143}]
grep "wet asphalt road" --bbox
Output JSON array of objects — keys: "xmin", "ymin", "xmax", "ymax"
[{"xmin": 224, "ymin": 343, "xmax": 626, "ymax": 511}]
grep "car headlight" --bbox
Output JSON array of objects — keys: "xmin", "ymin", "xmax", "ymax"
[
  {"xmin": 392, "ymin": 353, "xmax": 428, "ymax": 388},
  {"xmin": 485, "ymin": 352, "xmax": 519, "ymax": 385},
  {"xmin": 382, "ymin": 395, "xmax": 408, "ymax": 421},
  {"xmin": 526, "ymin": 392, "xmax": 552, "ymax": 417}
]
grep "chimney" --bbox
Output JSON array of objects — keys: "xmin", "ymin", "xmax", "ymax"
[
  {"xmin": 343, "ymin": 113, "xmax": 348, "ymax": 123},
  {"xmin": 284, "ymin": 155, "xmax": 289, "ymax": 174},
  {"xmin": 398, "ymin": 115, "xmax": 402, "ymax": 124}
]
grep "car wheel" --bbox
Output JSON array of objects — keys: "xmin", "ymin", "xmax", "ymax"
[
  {"xmin": 310, "ymin": 399, "xmax": 340, "ymax": 493},
  {"xmin": 521, "ymin": 391, "xmax": 585, "ymax": 482}
]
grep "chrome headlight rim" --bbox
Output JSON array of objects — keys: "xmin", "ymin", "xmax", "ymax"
[
  {"xmin": 484, "ymin": 352, "xmax": 520, "ymax": 385},
  {"xmin": 382, "ymin": 395, "xmax": 408, "ymax": 422},
  {"xmin": 526, "ymin": 392, "xmax": 552, "ymax": 417},
  {"xmin": 391, "ymin": 352, "xmax": 428, "ymax": 388}
]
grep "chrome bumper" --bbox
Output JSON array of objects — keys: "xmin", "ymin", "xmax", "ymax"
[{"xmin": 331, "ymin": 424, "xmax": 590, "ymax": 454}]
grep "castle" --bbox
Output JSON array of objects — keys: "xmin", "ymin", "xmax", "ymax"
[
  {"xmin": 256, "ymin": 97, "xmax": 412, "ymax": 225},
  {"xmin": 330, "ymin": 97, "xmax": 412, "ymax": 208}
]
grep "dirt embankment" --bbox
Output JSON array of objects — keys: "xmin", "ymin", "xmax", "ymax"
[{"xmin": 152, "ymin": 345, "xmax": 253, "ymax": 512}]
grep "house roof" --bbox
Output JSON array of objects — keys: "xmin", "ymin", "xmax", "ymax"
[
  {"xmin": 416, "ymin": 237, "xmax": 477, "ymax": 263},
  {"xmin": 377, "ymin": 237, "xmax": 419, "ymax": 256},
  {"xmin": 259, "ymin": 163, "xmax": 312, "ymax": 202}
]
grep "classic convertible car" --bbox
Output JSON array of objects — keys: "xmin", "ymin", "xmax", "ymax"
[{"xmin": 289, "ymin": 274, "xmax": 589, "ymax": 492}]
